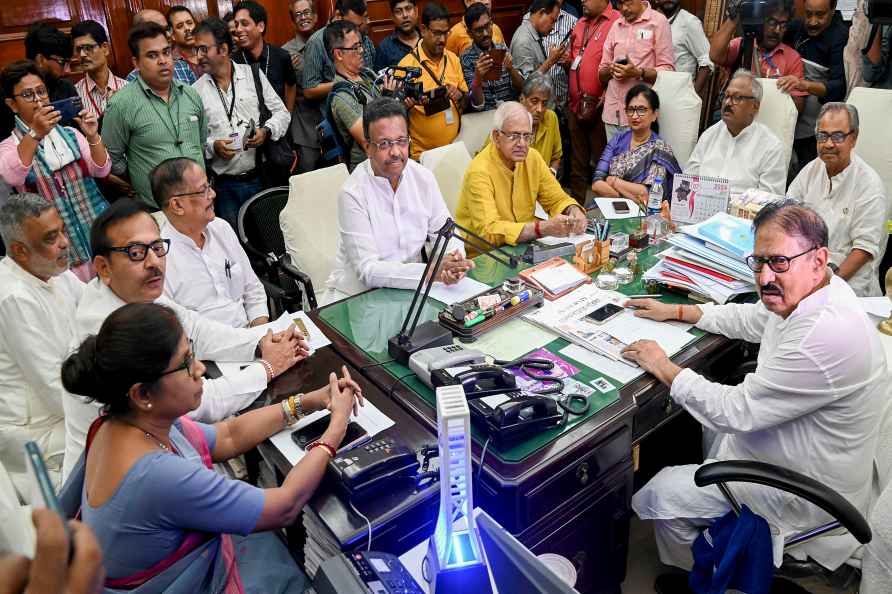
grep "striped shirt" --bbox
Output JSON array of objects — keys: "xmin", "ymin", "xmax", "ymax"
[
  {"xmin": 74, "ymin": 69, "xmax": 127, "ymax": 118},
  {"xmin": 101, "ymin": 75, "xmax": 208, "ymax": 208},
  {"xmin": 460, "ymin": 42, "xmax": 517, "ymax": 111},
  {"xmin": 126, "ymin": 59, "xmax": 197, "ymax": 85},
  {"xmin": 519, "ymin": 9, "xmax": 577, "ymax": 108},
  {"xmin": 302, "ymin": 25, "xmax": 376, "ymax": 93}
]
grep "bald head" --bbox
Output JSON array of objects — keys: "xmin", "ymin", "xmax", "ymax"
[{"xmin": 134, "ymin": 9, "xmax": 168, "ymax": 28}]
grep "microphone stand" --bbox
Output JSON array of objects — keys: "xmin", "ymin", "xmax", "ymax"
[{"xmin": 388, "ymin": 218, "xmax": 520, "ymax": 364}]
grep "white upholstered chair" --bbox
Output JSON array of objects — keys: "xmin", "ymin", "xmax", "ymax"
[
  {"xmin": 420, "ymin": 141, "xmax": 472, "ymax": 217},
  {"xmin": 652, "ymin": 71, "xmax": 702, "ymax": 169},
  {"xmin": 847, "ymin": 87, "xmax": 892, "ymax": 202},
  {"xmin": 753, "ymin": 78, "xmax": 798, "ymax": 180},
  {"xmin": 455, "ymin": 109, "xmax": 496, "ymax": 155}
]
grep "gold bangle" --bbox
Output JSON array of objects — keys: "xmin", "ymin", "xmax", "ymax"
[
  {"xmin": 87, "ymin": 134, "xmax": 102, "ymax": 146},
  {"xmin": 287, "ymin": 395, "xmax": 298, "ymax": 419},
  {"xmin": 295, "ymin": 393, "xmax": 306, "ymax": 416}
]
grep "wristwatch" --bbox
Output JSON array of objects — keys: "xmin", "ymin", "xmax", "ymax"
[{"xmin": 27, "ymin": 129, "xmax": 41, "ymax": 141}]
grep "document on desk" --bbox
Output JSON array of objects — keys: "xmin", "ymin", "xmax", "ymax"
[
  {"xmin": 536, "ymin": 232, "xmax": 598, "ymax": 247},
  {"xmin": 458, "ymin": 317, "xmax": 557, "ymax": 362},
  {"xmin": 269, "ymin": 400, "xmax": 395, "ymax": 466},
  {"xmin": 427, "ymin": 276, "xmax": 490, "ymax": 305},
  {"xmin": 559, "ymin": 343, "xmax": 644, "ymax": 384},
  {"xmin": 259, "ymin": 310, "xmax": 332, "ymax": 351}
]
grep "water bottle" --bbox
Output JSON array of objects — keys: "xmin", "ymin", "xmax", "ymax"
[{"xmin": 646, "ymin": 176, "xmax": 664, "ymax": 238}]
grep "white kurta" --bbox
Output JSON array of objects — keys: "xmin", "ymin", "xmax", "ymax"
[
  {"xmin": 325, "ymin": 159, "xmax": 464, "ymax": 299},
  {"xmin": 162, "ymin": 218, "xmax": 268, "ymax": 327},
  {"xmin": 668, "ymin": 8, "xmax": 713, "ymax": 78},
  {"xmin": 62, "ymin": 279, "xmax": 268, "ymax": 480},
  {"xmin": 787, "ymin": 153, "xmax": 889, "ymax": 297},
  {"xmin": 0, "ymin": 258, "xmax": 84, "ymax": 500},
  {"xmin": 633, "ymin": 275, "xmax": 889, "ymax": 570},
  {"xmin": 686, "ymin": 120, "xmax": 787, "ymax": 195}
]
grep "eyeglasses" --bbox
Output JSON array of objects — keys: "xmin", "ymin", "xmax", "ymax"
[
  {"xmin": 624, "ymin": 106, "xmax": 650, "ymax": 117},
  {"xmin": 745, "ymin": 246, "xmax": 816, "ymax": 273},
  {"xmin": 170, "ymin": 184, "xmax": 213, "ymax": 199},
  {"xmin": 720, "ymin": 93, "xmax": 756, "ymax": 105},
  {"xmin": 192, "ymin": 44, "xmax": 220, "ymax": 56},
  {"xmin": 815, "ymin": 130, "xmax": 854, "ymax": 144},
  {"xmin": 368, "ymin": 136, "xmax": 410, "ymax": 150},
  {"xmin": 765, "ymin": 18, "xmax": 789, "ymax": 30},
  {"xmin": 75, "ymin": 43, "xmax": 100, "ymax": 55},
  {"xmin": 14, "ymin": 87, "xmax": 49, "ymax": 103},
  {"xmin": 498, "ymin": 129, "xmax": 534, "ymax": 144},
  {"xmin": 470, "ymin": 21, "xmax": 493, "ymax": 35},
  {"xmin": 293, "ymin": 8, "xmax": 314, "ymax": 19},
  {"xmin": 428, "ymin": 29, "xmax": 450, "ymax": 39},
  {"xmin": 105, "ymin": 239, "xmax": 171, "ymax": 262},
  {"xmin": 49, "ymin": 55, "xmax": 69, "ymax": 67},
  {"xmin": 336, "ymin": 43, "xmax": 364, "ymax": 53},
  {"xmin": 159, "ymin": 339, "xmax": 196, "ymax": 377}
]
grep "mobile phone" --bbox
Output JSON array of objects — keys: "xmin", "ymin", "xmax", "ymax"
[
  {"xmin": 25, "ymin": 441, "xmax": 73, "ymax": 555},
  {"xmin": 50, "ymin": 96, "xmax": 84, "ymax": 126},
  {"xmin": 292, "ymin": 418, "xmax": 370, "ymax": 452},
  {"xmin": 586, "ymin": 303, "xmax": 624, "ymax": 324},
  {"xmin": 613, "ymin": 200, "xmax": 630, "ymax": 214},
  {"xmin": 245, "ymin": 118, "xmax": 256, "ymax": 140},
  {"xmin": 615, "ymin": 56, "xmax": 629, "ymax": 65},
  {"xmin": 560, "ymin": 28, "xmax": 572, "ymax": 47}
]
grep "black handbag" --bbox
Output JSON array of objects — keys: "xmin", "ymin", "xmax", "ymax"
[{"xmin": 249, "ymin": 64, "xmax": 297, "ymax": 181}]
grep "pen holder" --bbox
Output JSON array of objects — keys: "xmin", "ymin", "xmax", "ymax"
[{"xmin": 574, "ymin": 239, "xmax": 611, "ymax": 275}]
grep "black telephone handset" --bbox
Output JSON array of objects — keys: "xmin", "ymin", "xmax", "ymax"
[
  {"xmin": 469, "ymin": 392, "xmax": 565, "ymax": 445},
  {"xmin": 432, "ymin": 364, "xmax": 518, "ymax": 398},
  {"xmin": 328, "ymin": 437, "xmax": 420, "ymax": 497}
]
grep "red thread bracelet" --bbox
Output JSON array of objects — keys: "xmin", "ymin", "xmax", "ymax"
[
  {"xmin": 535, "ymin": 220, "xmax": 543, "ymax": 238},
  {"xmin": 307, "ymin": 440, "xmax": 336, "ymax": 459}
]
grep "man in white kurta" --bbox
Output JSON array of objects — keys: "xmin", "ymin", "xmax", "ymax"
[
  {"xmin": 0, "ymin": 196, "xmax": 84, "ymax": 499},
  {"xmin": 686, "ymin": 71, "xmax": 786, "ymax": 195},
  {"xmin": 322, "ymin": 97, "xmax": 474, "ymax": 303},
  {"xmin": 157, "ymin": 158, "xmax": 269, "ymax": 327},
  {"xmin": 622, "ymin": 202, "xmax": 888, "ymax": 572},
  {"xmin": 787, "ymin": 103, "xmax": 888, "ymax": 297},
  {"xmin": 62, "ymin": 199, "xmax": 308, "ymax": 480}
]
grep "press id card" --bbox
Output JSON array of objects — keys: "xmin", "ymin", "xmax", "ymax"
[
  {"xmin": 229, "ymin": 131, "xmax": 243, "ymax": 151},
  {"xmin": 445, "ymin": 108, "xmax": 455, "ymax": 125},
  {"xmin": 571, "ymin": 55, "xmax": 582, "ymax": 70}
]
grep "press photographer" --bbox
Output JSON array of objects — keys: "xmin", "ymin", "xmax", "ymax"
[
  {"xmin": 396, "ymin": 2, "xmax": 469, "ymax": 159},
  {"xmin": 863, "ymin": 0, "xmax": 892, "ymax": 88}
]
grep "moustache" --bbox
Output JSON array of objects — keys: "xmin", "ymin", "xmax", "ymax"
[
  {"xmin": 760, "ymin": 283, "xmax": 783, "ymax": 295},
  {"xmin": 145, "ymin": 269, "xmax": 163, "ymax": 283}
]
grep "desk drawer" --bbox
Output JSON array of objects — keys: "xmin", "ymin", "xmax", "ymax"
[{"xmin": 523, "ymin": 426, "xmax": 631, "ymax": 525}]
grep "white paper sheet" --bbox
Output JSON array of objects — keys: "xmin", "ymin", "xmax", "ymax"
[
  {"xmin": 594, "ymin": 197, "xmax": 641, "ymax": 219},
  {"xmin": 259, "ymin": 310, "xmax": 332, "ymax": 352},
  {"xmin": 861, "ymin": 297, "xmax": 892, "ymax": 319},
  {"xmin": 269, "ymin": 400, "xmax": 395, "ymax": 466},
  {"xmin": 600, "ymin": 311, "xmax": 696, "ymax": 355},
  {"xmin": 457, "ymin": 318, "xmax": 558, "ymax": 362},
  {"xmin": 534, "ymin": 201, "xmax": 548, "ymax": 219},
  {"xmin": 427, "ymin": 276, "xmax": 490, "ymax": 305},
  {"xmin": 559, "ymin": 343, "xmax": 644, "ymax": 384},
  {"xmin": 536, "ymin": 232, "xmax": 598, "ymax": 246}
]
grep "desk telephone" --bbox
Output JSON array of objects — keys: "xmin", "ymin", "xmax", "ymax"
[
  {"xmin": 314, "ymin": 550, "xmax": 424, "ymax": 594},
  {"xmin": 329, "ymin": 437, "xmax": 420, "ymax": 497},
  {"xmin": 469, "ymin": 392, "xmax": 565, "ymax": 444}
]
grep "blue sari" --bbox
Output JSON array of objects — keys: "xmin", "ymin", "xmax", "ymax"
[{"xmin": 592, "ymin": 130, "xmax": 681, "ymax": 203}]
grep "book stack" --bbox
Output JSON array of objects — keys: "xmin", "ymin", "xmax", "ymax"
[{"xmin": 643, "ymin": 212, "xmax": 757, "ymax": 304}]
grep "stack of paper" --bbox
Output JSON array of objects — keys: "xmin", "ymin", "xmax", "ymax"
[
  {"xmin": 644, "ymin": 212, "xmax": 758, "ymax": 304},
  {"xmin": 529, "ymin": 260, "xmax": 589, "ymax": 294}
]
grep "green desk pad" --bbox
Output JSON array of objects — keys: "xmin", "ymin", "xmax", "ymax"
[{"xmin": 318, "ymin": 218, "xmax": 705, "ymax": 463}]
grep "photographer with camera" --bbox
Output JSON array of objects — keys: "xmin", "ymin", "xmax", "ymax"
[
  {"xmin": 709, "ymin": 0, "xmax": 806, "ymax": 113},
  {"xmin": 864, "ymin": 20, "xmax": 892, "ymax": 88},
  {"xmin": 397, "ymin": 2, "xmax": 469, "ymax": 160}
]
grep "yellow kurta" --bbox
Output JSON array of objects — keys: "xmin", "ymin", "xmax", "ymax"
[
  {"xmin": 481, "ymin": 108, "xmax": 563, "ymax": 164},
  {"xmin": 456, "ymin": 142, "xmax": 579, "ymax": 248},
  {"xmin": 445, "ymin": 21, "xmax": 506, "ymax": 57}
]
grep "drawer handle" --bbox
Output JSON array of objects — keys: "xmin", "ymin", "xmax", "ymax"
[{"xmin": 576, "ymin": 462, "xmax": 590, "ymax": 486}]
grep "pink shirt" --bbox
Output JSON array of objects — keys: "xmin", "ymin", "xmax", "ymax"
[
  {"xmin": 0, "ymin": 127, "xmax": 111, "ymax": 189},
  {"xmin": 599, "ymin": 1, "xmax": 675, "ymax": 126},
  {"xmin": 722, "ymin": 38, "xmax": 807, "ymax": 96}
]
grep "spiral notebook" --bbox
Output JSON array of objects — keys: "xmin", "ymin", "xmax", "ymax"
[{"xmin": 670, "ymin": 174, "xmax": 731, "ymax": 224}]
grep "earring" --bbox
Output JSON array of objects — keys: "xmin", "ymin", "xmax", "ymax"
[{"xmin": 147, "ymin": 403, "xmax": 153, "ymax": 409}]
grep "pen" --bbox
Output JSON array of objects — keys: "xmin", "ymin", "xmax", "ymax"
[
  {"xmin": 464, "ymin": 309, "xmax": 496, "ymax": 328},
  {"xmin": 225, "ymin": 259, "xmax": 232, "ymax": 279},
  {"xmin": 628, "ymin": 294, "xmax": 663, "ymax": 298}
]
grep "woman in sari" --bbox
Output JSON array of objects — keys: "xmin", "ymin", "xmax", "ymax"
[
  {"xmin": 0, "ymin": 60, "xmax": 109, "ymax": 281},
  {"xmin": 60, "ymin": 302, "xmax": 363, "ymax": 593},
  {"xmin": 591, "ymin": 84, "xmax": 680, "ymax": 208}
]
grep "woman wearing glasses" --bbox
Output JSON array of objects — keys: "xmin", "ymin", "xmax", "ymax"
[
  {"xmin": 590, "ymin": 83, "xmax": 680, "ymax": 208},
  {"xmin": 0, "ymin": 60, "xmax": 109, "ymax": 281},
  {"xmin": 61, "ymin": 302, "xmax": 363, "ymax": 592}
]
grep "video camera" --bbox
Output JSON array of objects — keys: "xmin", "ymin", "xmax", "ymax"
[
  {"xmin": 867, "ymin": 0, "xmax": 892, "ymax": 24},
  {"xmin": 381, "ymin": 65, "xmax": 425, "ymax": 102},
  {"xmin": 737, "ymin": 0, "xmax": 770, "ymax": 27}
]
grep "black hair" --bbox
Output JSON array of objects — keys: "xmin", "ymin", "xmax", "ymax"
[
  {"xmin": 422, "ymin": 2, "xmax": 451, "ymax": 26},
  {"xmin": 752, "ymin": 200, "xmax": 829, "ymax": 249},
  {"xmin": 151, "ymin": 157, "xmax": 200, "ymax": 210},
  {"xmin": 223, "ymin": 11, "xmax": 235, "ymax": 23},
  {"xmin": 166, "ymin": 5, "xmax": 194, "ymax": 22},
  {"xmin": 464, "ymin": 2, "xmax": 491, "ymax": 29},
  {"xmin": 324, "ymin": 19, "xmax": 360, "ymax": 60},
  {"xmin": 25, "ymin": 23, "xmax": 72, "ymax": 61},
  {"xmin": 389, "ymin": 0, "xmax": 416, "ymax": 11},
  {"xmin": 128, "ymin": 21, "xmax": 169, "ymax": 57},
  {"xmin": 62, "ymin": 303, "xmax": 184, "ymax": 417},
  {"xmin": 765, "ymin": 0, "xmax": 795, "ymax": 19},
  {"xmin": 625, "ymin": 83, "xmax": 660, "ymax": 133},
  {"xmin": 335, "ymin": 0, "xmax": 368, "ymax": 18},
  {"xmin": 363, "ymin": 97, "xmax": 408, "ymax": 141},
  {"xmin": 1, "ymin": 60, "xmax": 41, "ymax": 101},
  {"xmin": 233, "ymin": 0, "xmax": 268, "ymax": 27},
  {"xmin": 71, "ymin": 20, "xmax": 108, "ymax": 45},
  {"xmin": 528, "ymin": 0, "xmax": 560, "ymax": 16},
  {"xmin": 90, "ymin": 198, "xmax": 155, "ymax": 257},
  {"xmin": 193, "ymin": 17, "xmax": 234, "ymax": 54}
]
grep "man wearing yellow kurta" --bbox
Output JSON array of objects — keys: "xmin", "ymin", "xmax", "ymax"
[{"xmin": 456, "ymin": 101, "xmax": 588, "ymax": 250}]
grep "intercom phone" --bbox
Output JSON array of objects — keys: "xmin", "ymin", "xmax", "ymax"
[
  {"xmin": 328, "ymin": 437, "xmax": 420, "ymax": 497},
  {"xmin": 431, "ymin": 365, "xmax": 518, "ymax": 399},
  {"xmin": 469, "ymin": 392, "xmax": 565, "ymax": 444},
  {"xmin": 409, "ymin": 344, "xmax": 486, "ymax": 388},
  {"xmin": 314, "ymin": 550, "xmax": 425, "ymax": 594}
]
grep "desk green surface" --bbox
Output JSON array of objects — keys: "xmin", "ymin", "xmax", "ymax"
[{"xmin": 317, "ymin": 219, "xmax": 705, "ymax": 463}]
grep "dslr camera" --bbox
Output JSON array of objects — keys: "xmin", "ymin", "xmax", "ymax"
[{"xmin": 381, "ymin": 65, "xmax": 425, "ymax": 102}]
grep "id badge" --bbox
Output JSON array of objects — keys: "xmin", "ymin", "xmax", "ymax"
[
  {"xmin": 445, "ymin": 108, "xmax": 454, "ymax": 125},
  {"xmin": 229, "ymin": 131, "xmax": 243, "ymax": 151},
  {"xmin": 636, "ymin": 28, "xmax": 652, "ymax": 40},
  {"xmin": 570, "ymin": 55, "xmax": 582, "ymax": 70}
]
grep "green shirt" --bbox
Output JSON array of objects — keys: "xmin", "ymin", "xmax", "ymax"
[
  {"xmin": 331, "ymin": 70, "xmax": 378, "ymax": 171},
  {"xmin": 101, "ymin": 76, "xmax": 208, "ymax": 207}
]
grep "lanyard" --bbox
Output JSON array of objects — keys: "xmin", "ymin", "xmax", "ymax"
[
  {"xmin": 212, "ymin": 65, "xmax": 237, "ymax": 125},
  {"xmin": 412, "ymin": 47, "xmax": 447, "ymax": 85},
  {"xmin": 85, "ymin": 72, "xmax": 122, "ymax": 116},
  {"xmin": 580, "ymin": 16, "xmax": 610, "ymax": 52},
  {"xmin": 146, "ymin": 87, "xmax": 183, "ymax": 147}
]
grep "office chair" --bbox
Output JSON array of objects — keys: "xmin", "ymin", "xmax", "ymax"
[
  {"xmin": 753, "ymin": 79, "xmax": 797, "ymax": 182},
  {"xmin": 420, "ymin": 141, "xmax": 472, "ymax": 218},
  {"xmin": 236, "ymin": 186, "xmax": 317, "ymax": 314}
]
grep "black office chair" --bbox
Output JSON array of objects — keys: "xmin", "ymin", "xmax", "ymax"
[
  {"xmin": 879, "ymin": 233, "xmax": 892, "ymax": 295},
  {"xmin": 236, "ymin": 186, "xmax": 318, "ymax": 315},
  {"xmin": 692, "ymin": 460, "xmax": 873, "ymax": 593}
]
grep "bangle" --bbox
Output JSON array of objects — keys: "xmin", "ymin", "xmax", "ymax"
[
  {"xmin": 534, "ymin": 219, "xmax": 543, "ymax": 239},
  {"xmin": 307, "ymin": 440, "xmax": 337, "ymax": 458},
  {"xmin": 294, "ymin": 393, "xmax": 306, "ymax": 416},
  {"xmin": 27, "ymin": 129, "xmax": 42, "ymax": 141},
  {"xmin": 258, "ymin": 358, "xmax": 274, "ymax": 382},
  {"xmin": 87, "ymin": 134, "xmax": 102, "ymax": 146},
  {"xmin": 281, "ymin": 399, "xmax": 297, "ymax": 426},
  {"xmin": 677, "ymin": 304, "xmax": 684, "ymax": 322}
]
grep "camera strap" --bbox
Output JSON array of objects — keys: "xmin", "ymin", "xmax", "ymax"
[{"xmin": 412, "ymin": 47, "xmax": 448, "ymax": 86}]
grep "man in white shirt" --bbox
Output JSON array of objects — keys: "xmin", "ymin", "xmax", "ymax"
[
  {"xmin": 656, "ymin": 0, "xmax": 712, "ymax": 95},
  {"xmin": 62, "ymin": 199, "xmax": 308, "ymax": 479},
  {"xmin": 787, "ymin": 103, "xmax": 888, "ymax": 297},
  {"xmin": 0, "ymin": 194, "xmax": 84, "ymax": 498},
  {"xmin": 622, "ymin": 202, "xmax": 888, "ymax": 577},
  {"xmin": 192, "ymin": 17, "xmax": 290, "ymax": 228},
  {"xmin": 324, "ymin": 97, "xmax": 475, "ymax": 303},
  {"xmin": 687, "ymin": 69, "xmax": 786, "ymax": 195},
  {"xmin": 156, "ymin": 157, "xmax": 268, "ymax": 327}
]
